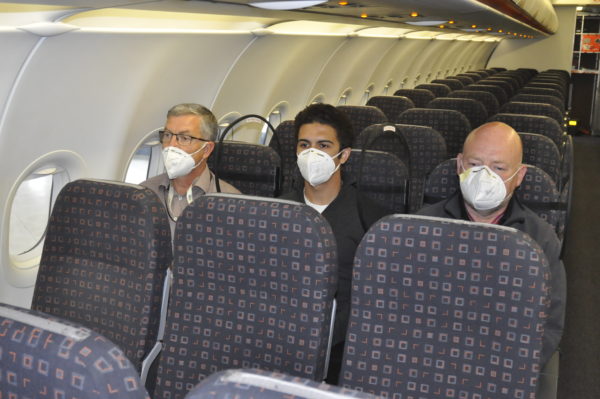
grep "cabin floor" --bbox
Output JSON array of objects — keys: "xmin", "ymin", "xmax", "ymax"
[{"xmin": 558, "ymin": 134, "xmax": 600, "ymax": 398}]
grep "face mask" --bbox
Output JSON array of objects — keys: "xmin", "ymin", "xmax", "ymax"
[
  {"xmin": 459, "ymin": 162, "xmax": 521, "ymax": 211},
  {"xmin": 297, "ymin": 148, "xmax": 343, "ymax": 187},
  {"xmin": 162, "ymin": 144, "xmax": 206, "ymax": 179}
]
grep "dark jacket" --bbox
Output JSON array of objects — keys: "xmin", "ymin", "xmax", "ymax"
[
  {"xmin": 417, "ymin": 191, "xmax": 566, "ymax": 366},
  {"xmin": 280, "ymin": 182, "xmax": 392, "ymax": 344}
]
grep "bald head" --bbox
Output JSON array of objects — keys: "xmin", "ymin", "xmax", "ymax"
[{"xmin": 462, "ymin": 122, "xmax": 523, "ymax": 165}]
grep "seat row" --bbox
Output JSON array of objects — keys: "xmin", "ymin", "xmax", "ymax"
[{"xmin": 1, "ymin": 178, "xmax": 553, "ymax": 399}]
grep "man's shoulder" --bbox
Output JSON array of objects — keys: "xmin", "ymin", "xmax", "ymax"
[{"xmin": 140, "ymin": 173, "xmax": 168, "ymax": 192}]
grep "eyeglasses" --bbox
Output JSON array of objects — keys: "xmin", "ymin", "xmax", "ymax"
[{"xmin": 158, "ymin": 129, "xmax": 208, "ymax": 146}]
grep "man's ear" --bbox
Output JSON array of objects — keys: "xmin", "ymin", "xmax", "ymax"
[
  {"xmin": 515, "ymin": 164, "xmax": 527, "ymax": 186},
  {"xmin": 339, "ymin": 147, "xmax": 351, "ymax": 164},
  {"xmin": 202, "ymin": 141, "xmax": 216, "ymax": 160},
  {"xmin": 456, "ymin": 153, "xmax": 463, "ymax": 175}
]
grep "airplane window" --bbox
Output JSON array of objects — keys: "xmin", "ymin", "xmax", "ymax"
[
  {"xmin": 338, "ymin": 88, "xmax": 352, "ymax": 105},
  {"xmin": 383, "ymin": 80, "xmax": 393, "ymax": 95},
  {"xmin": 310, "ymin": 94, "xmax": 325, "ymax": 104},
  {"xmin": 9, "ymin": 167, "xmax": 69, "ymax": 270},
  {"xmin": 361, "ymin": 84, "xmax": 374, "ymax": 104},
  {"xmin": 124, "ymin": 130, "xmax": 163, "ymax": 184}
]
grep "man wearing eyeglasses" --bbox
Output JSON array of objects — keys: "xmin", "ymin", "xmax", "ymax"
[{"xmin": 142, "ymin": 103, "xmax": 240, "ymax": 232}]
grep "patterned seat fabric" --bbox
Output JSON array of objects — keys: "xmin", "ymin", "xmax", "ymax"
[
  {"xmin": 486, "ymin": 75, "xmax": 522, "ymax": 93},
  {"xmin": 343, "ymin": 149, "xmax": 409, "ymax": 214},
  {"xmin": 427, "ymin": 97, "xmax": 488, "ymax": 129},
  {"xmin": 488, "ymin": 113, "xmax": 565, "ymax": 149},
  {"xmin": 0, "ymin": 303, "xmax": 150, "ymax": 399},
  {"xmin": 518, "ymin": 87, "xmax": 565, "ymax": 104},
  {"xmin": 269, "ymin": 120, "xmax": 297, "ymax": 194},
  {"xmin": 525, "ymin": 82, "xmax": 567, "ymax": 98},
  {"xmin": 393, "ymin": 88, "xmax": 435, "ymax": 107},
  {"xmin": 447, "ymin": 89, "xmax": 500, "ymax": 116},
  {"xmin": 500, "ymin": 101, "xmax": 564, "ymax": 126},
  {"xmin": 447, "ymin": 75, "xmax": 475, "ymax": 86},
  {"xmin": 336, "ymin": 105, "xmax": 388, "ymax": 139},
  {"xmin": 479, "ymin": 78, "xmax": 515, "ymax": 97},
  {"xmin": 184, "ymin": 369, "xmax": 380, "ymax": 399},
  {"xmin": 340, "ymin": 214, "xmax": 549, "ymax": 398},
  {"xmin": 366, "ymin": 95, "xmax": 415, "ymax": 123},
  {"xmin": 154, "ymin": 194, "xmax": 338, "ymax": 399},
  {"xmin": 431, "ymin": 78, "xmax": 463, "ymax": 91},
  {"xmin": 520, "ymin": 132, "xmax": 562, "ymax": 186},
  {"xmin": 395, "ymin": 124, "xmax": 447, "ymax": 213},
  {"xmin": 464, "ymin": 83, "xmax": 508, "ymax": 104},
  {"xmin": 414, "ymin": 83, "xmax": 451, "ymax": 97},
  {"xmin": 468, "ymin": 69, "xmax": 490, "ymax": 78},
  {"xmin": 397, "ymin": 108, "xmax": 471, "ymax": 158},
  {"xmin": 354, "ymin": 124, "xmax": 411, "ymax": 169},
  {"xmin": 456, "ymin": 72, "xmax": 482, "ymax": 82},
  {"xmin": 31, "ymin": 179, "xmax": 172, "ymax": 372},
  {"xmin": 209, "ymin": 141, "xmax": 282, "ymax": 197},
  {"xmin": 511, "ymin": 93, "xmax": 565, "ymax": 114}
]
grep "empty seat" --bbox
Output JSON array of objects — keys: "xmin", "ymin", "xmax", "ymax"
[
  {"xmin": 269, "ymin": 120, "xmax": 297, "ymax": 194},
  {"xmin": 457, "ymin": 72, "xmax": 482, "ymax": 82},
  {"xmin": 336, "ymin": 105, "xmax": 388, "ymax": 139},
  {"xmin": 520, "ymin": 132, "xmax": 562, "ymax": 186},
  {"xmin": 511, "ymin": 93, "xmax": 565, "ymax": 114},
  {"xmin": 431, "ymin": 78, "xmax": 463, "ymax": 91},
  {"xmin": 414, "ymin": 82, "xmax": 451, "ymax": 97},
  {"xmin": 209, "ymin": 141, "xmax": 282, "ymax": 197},
  {"xmin": 447, "ymin": 89, "xmax": 500, "ymax": 116},
  {"xmin": 526, "ymin": 82, "xmax": 567, "ymax": 98},
  {"xmin": 31, "ymin": 179, "xmax": 172, "ymax": 374},
  {"xmin": 489, "ymin": 113, "xmax": 565, "ymax": 149},
  {"xmin": 397, "ymin": 108, "xmax": 471, "ymax": 158},
  {"xmin": 427, "ymin": 96, "xmax": 488, "ymax": 128},
  {"xmin": 485, "ymin": 75, "xmax": 521, "ymax": 92},
  {"xmin": 366, "ymin": 95, "xmax": 414, "ymax": 123},
  {"xmin": 447, "ymin": 74, "xmax": 474, "ymax": 86},
  {"xmin": 184, "ymin": 369, "xmax": 380, "ymax": 399},
  {"xmin": 154, "ymin": 194, "xmax": 338, "ymax": 398},
  {"xmin": 519, "ymin": 87, "xmax": 565, "ymax": 104},
  {"xmin": 0, "ymin": 303, "xmax": 150, "ymax": 399},
  {"xmin": 343, "ymin": 149, "xmax": 409, "ymax": 214},
  {"xmin": 340, "ymin": 214, "xmax": 549, "ymax": 398},
  {"xmin": 479, "ymin": 78, "xmax": 515, "ymax": 97},
  {"xmin": 354, "ymin": 123, "xmax": 411, "ymax": 169},
  {"xmin": 393, "ymin": 88, "xmax": 435, "ymax": 107},
  {"xmin": 464, "ymin": 83, "xmax": 508, "ymax": 104},
  {"xmin": 500, "ymin": 101, "xmax": 564, "ymax": 126}
]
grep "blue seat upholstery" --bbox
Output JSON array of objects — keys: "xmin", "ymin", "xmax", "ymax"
[
  {"xmin": 269, "ymin": 120, "xmax": 297, "ymax": 194},
  {"xmin": 339, "ymin": 214, "xmax": 549, "ymax": 398},
  {"xmin": 520, "ymin": 132, "xmax": 562, "ymax": 186},
  {"xmin": 154, "ymin": 194, "xmax": 338, "ymax": 398},
  {"xmin": 366, "ymin": 95, "xmax": 415, "ymax": 123},
  {"xmin": 31, "ymin": 179, "xmax": 172, "ymax": 374},
  {"xmin": 427, "ymin": 96, "xmax": 488, "ymax": 129},
  {"xmin": 184, "ymin": 369, "xmax": 379, "ymax": 399},
  {"xmin": 447, "ymin": 89, "xmax": 500, "ymax": 116},
  {"xmin": 488, "ymin": 113, "xmax": 565, "ymax": 149},
  {"xmin": 0, "ymin": 303, "xmax": 150, "ymax": 399}
]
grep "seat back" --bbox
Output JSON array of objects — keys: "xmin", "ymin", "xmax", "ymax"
[
  {"xmin": 336, "ymin": 105, "xmax": 388, "ymax": 139},
  {"xmin": 427, "ymin": 96, "xmax": 488, "ymax": 128},
  {"xmin": 393, "ymin": 88, "xmax": 435, "ymax": 107},
  {"xmin": 343, "ymin": 149, "xmax": 409, "ymax": 214},
  {"xmin": 269, "ymin": 120, "xmax": 297, "ymax": 194},
  {"xmin": 184, "ymin": 369, "xmax": 380, "ymax": 399},
  {"xmin": 0, "ymin": 303, "xmax": 150, "ymax": 399},
  {"xmin": 511, "ymin": 93, "xmax": 565, "ymax": 113},
  {"xmin": 340, "ymin": 214, "xmax": 549, "ymax": 398},
  {"xmin": 447, "ymin": 89, "xmax": 500, "ymax": 116},
  {"xmin": 500, "ymin": 101, "xmax": 564, "ymax": 126},
  {"xmin": 431, "ymin": 78, "xmax": 464, "ymax": 91},
  {"xmin": 457, "ymin": 72, "xmax": 482, "ymax": 82},
  {"xmin": 31, "ymin": 179, "xmax": 172, "ymax": 372},
  {"xmin": 415, "ymin": 83, "xmax": 451, "ymax": 97},
  {"xmin": 447, "ymin": 75, "xmax": 475, "ymax": 86},
  {"xmin": 520, "ymin": 132, "xmax": 562, "ymax": 186},
  {"xmin": 397, "ymin": 108, "xmax": 471, "ymax": 158},
  {"xmin": 479, "ymin": 78, "xmax": 515, "ymax": 97},
  {"xmin": 519, "ymin": 87, "xmax": 565, "ymax": 104},
  {"xmin": 210, "ymin": 141, "xmax": 282, "ymax": 197},
  {"xmin": 354, "ymin": 123, "xmax": 411, "ymax": 170},
  {"xmin": 489, "ymin": 113, "xmax": 564, "ymax": 149},
  {"xmin": 366, "ymin": 95, "xmax": 415, "ymax": 122},
  {"xmin": 464, "ymin": 83, "xmax": 508, "ymax": 104},
  {"xmin": 154, "ymin": 194, "xmax": 338, "ymax": 398}
]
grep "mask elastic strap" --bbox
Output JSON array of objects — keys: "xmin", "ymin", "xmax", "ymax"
[{"xmin": 503, "ymin": 165, "xmax": 523, "ymax": 183}]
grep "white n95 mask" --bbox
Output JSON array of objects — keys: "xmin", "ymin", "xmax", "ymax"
[
  {"xmin": 297, "ymin": 148, "xmax": 342, "ymax": 187},
  {"xmin": 162, "ymin": 144, "xmax": 206, "ymax": 179},
  {"xmin": 459, "ymin": 163, "xmax": 520, "ymax": 211}
]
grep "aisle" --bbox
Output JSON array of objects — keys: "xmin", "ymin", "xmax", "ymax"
[{"xmin": 557, "ymin": 135, "xmax": 600, "ymax": 398}]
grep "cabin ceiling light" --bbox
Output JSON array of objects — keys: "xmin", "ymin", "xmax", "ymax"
[
  {"xmin": 248, "ymin": 1, "xmax": 327, "ymax": 10},
  {"xmin": 405, "ymin": 20, "xmax": 448, "ymax": 26}
]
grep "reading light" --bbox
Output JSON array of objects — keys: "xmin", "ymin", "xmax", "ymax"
[
  {"xmin": 448, "ymin": 20, "xmax": 455, "ymax": 24},
  {"xmin": 360, "ymin": 13, "xmax": 368, "ymax": 18},
  {"xmin": 338, "ymin": 1, "xmax": 348, "ymax": 5},
  {"xmin": 410, "ymin": 11, "xmax": 419, "ymax": 17},
  {"xmin": 249, "ymin": 1, "xmax": 327, "ymax": 10},
  {"xmin": 471, "ymin": 24, "xmax": 477, "ymax": 29}
]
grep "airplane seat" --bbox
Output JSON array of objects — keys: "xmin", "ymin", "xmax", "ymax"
[
  {"xmin": 31, "ymin": 179, "xmax": 172, "ymax": 378},
  {"xmin": 339, "ymin": 214, "xmax": 550, "ymax": 398},
  {"xmin": 336, "ymin": 105, "xmax": 388, "ymax": 140},
  {"xmin": 397, "ymin": 107, "xmax": 472, "ymax": 158},
  {"xmin": 525, "ymin": 82, "xmax": 568, "ymax": 99},
  {"xmin": 467, "ymin": 69, "xmax": 490, "ymax": 78},
  {"xmin": 422, "ymin": 158, "xmax": 459, "ymax": 206},
  {"xmin": 446, "ymin": 74, "xmax": 475, "ymax": 86},
  {"xmin": 393, "ymin": 88, "xmax": 435, "ymax": 107},
  {"xmin": 464, "ymin": 83, "xmax": 509, "ymax": 105},
  {"xmin": 414, "ymin": 82, "xmax": 451, "ymax": 97},
  {"xmin": 484, "ymin": 74, "xmax": 521, "ymax": 92},
  {"xmin": 431, "ymin": 78, "xmax": 464, "ymax": 91},
  {"xmin": 354, "ymin": 123, "xmax": 411, "ymax": 170},
  {"xmin": 495, "ymin": 70, "xmax": 529, "ymax": 87},
  {"xmin": 183, "ymin": 369, "xmax": 380, "ymax": 399},
  {"xmin": 478, "ymin": 78, "xmax": 516, "ymax": 97},
  {"xmin": 394, "ymin": 124, "xmax": 448, "ymax": 213},
  {"xmin": 366, "ymin": 95, "xmax": 415, "ymax": 123},
  {"xmin": 427, "ymin": 96, "xmax": 488, "ymax": 129},
  {"xmin": 457, "ymin": 72, "xmax": 483, "ymax": 82},
  {"xmin": 488, "ymin": 113, "xmax": 565, "ymax": 150},
  {"xmin": 511, "ymin": 93, "xmax": 565, "ymax": 114},
  {"xmin": 519, "ymin": 132, "xmax": 562, "ymax": 186},
  {"xmin": 489, "ymin": 66, "xmax": 507, "ymax": 72},
  {"xmin": 343, "ymin": 148, "xmax": 409, "ymax": 214},
  {"xmin": 153, "ymin": 193, "xmax": 338, "ymax": 399},
  {"xmin": 268, "ymin": 120, "xmax": 297, "ymax": 195},
  {"xmin": 447, "ymin": 89, "xmax": 500, "ymax": 116},
  {"xmin": 501, "ymin": 101, "xmax": 564, "ymax": 126},
  {"xmin": 518, "ymin": 87, "xmax": 565, "ymax": 106},
  {"xmin": 0, "ymin": 303, "xmax": 150, "ymax": 399},
  {"xmin": 209, "ymin": 141, "xmax": 282, "ymax": 197}
]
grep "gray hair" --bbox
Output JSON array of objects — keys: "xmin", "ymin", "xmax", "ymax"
[{"xmin": 166, "ymin": 103, "xmax": 218, "ymax": 141}]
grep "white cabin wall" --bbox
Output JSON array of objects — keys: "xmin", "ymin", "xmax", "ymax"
[{"xmin": 487, "ymin": 6, "xmax": 577, "ymax": 72}]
